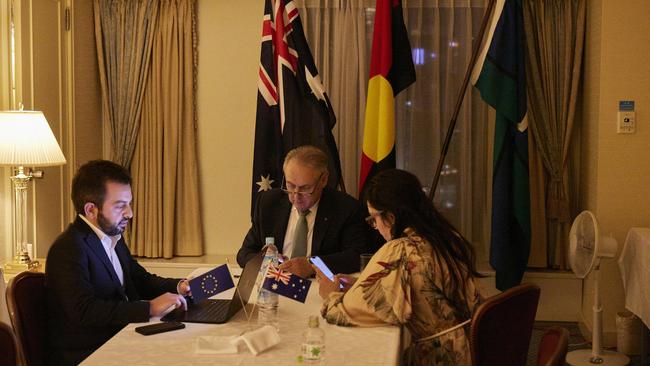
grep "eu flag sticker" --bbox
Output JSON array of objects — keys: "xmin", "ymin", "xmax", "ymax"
[{"xmin": 190, "ymin": 264, "xmax": 235, "ymax": 303}]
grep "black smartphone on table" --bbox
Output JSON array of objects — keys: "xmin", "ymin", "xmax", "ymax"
[{"xmin": 135, "ymin": 321, "xmax": 185, "ymax": 336}]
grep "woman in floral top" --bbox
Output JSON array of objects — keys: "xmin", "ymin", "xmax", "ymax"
[{"xmin": 315, "ymin": 169, "xmax": 484, "ymax": 366}]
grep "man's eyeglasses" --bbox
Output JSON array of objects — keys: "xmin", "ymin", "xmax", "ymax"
[
  {"xmin": 365, "ymin": 211, "xmax": 384, "ymax": 229},
  {"xmin": 281, "ymin": 172, "xmax": 324, "ymax": 197}
]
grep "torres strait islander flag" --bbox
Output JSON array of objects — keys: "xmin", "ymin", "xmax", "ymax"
[
  {"xmin": 359, "ymin": 0, "xmax": 416, "ymax": 195},
  {"xmin": 471, "ymin": 0, "xmax": 530, "ymax": 291},
  {"xmin": 252, "ymin": 0, "xmax": 343, "ymax": 214}
]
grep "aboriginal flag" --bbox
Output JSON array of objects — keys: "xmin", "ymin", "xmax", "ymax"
[{"xmin": 359, "ymin": 0, "xmax": 416, "ymax": 195}]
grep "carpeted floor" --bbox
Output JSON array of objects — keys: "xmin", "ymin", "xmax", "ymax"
[{"xmin": 528, "ymin": 321, "xmax": 646, "ymax": 366}]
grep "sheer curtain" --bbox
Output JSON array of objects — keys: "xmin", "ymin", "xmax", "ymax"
[
  {"xmin": 299, "ymin": 0, "xmax": 370, "ymax": 197},
  {"xmin": 299, "ymin": 0, "xmax": 491, "ymax": 259},
  {"xmin": 399, "ymin": 0, "xmax": 489, "ymax": 257}
]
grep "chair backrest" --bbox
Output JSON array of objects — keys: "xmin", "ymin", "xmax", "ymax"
[
  {"xmin": 6, "ymin": 271, "xmax": 47, "ymax": 366},
  {"xmin": 0, "ymin": 321, "xmax": 17, "ymax": 366},
  {"xmin": 0, "ymin": 269, "xmax": 11, "ymax": 326},
  {"xmin": 537, "ymin": 326, "xmax": 570, "ymax": 366},
  {"xmin": 470, "ymin": 283, "xmax": 541, "ymax": 366}
]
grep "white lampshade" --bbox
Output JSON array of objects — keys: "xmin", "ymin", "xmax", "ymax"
[{"xmin": 0, "ymin": 110, "xmax": 66, "ymax": 167}]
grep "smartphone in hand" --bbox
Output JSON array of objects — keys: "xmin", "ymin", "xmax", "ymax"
[
  {"xmin": 135, "ymin": 321, "xmax": 185, "ymax": 336},
  {"xmin": 309, "ymin": 256, "xmax": 343, "ymax": 289},
  {"xmin": 309, "ymin": 256, "xmax": 335, "ymax": 281}
]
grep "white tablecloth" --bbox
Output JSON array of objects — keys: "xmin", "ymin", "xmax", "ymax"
[
  {"xmin": 619, "ymin": 227, "xmax": 650, "ymax": 328},
  {"xmin": 81, "ymin": 267, "xmax": 401, "ymax": 366}
]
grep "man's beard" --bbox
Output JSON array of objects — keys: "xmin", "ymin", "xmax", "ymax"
[{"xmin": 97, "ymin": 211, "xmax": 127, "ymax": 236}]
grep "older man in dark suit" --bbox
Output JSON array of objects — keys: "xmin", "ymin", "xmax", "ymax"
[
  {"xmin": 45, "ymin": 160, "xmax": 191, "ymax": 365},
  {"xmin": 237, "ymin": 145, "xmax": 370, "ymax": 277}
]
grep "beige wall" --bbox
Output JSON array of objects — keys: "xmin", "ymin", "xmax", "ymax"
[
  {"xmin": 0, "ymin": 0, "xmax": 103, "ymax": 261},
  {"xmin": 0, "ymin": 0, "xmax": 12, "ymax": 259},
  {"xmin": 196, "ymin": 0, "xmax": 263, "ymax": 255},
  {"xmin": 2, "ymin": 0, "xmax": 263, "ymax": 259},
  {"xmin": 580, "ymin": 0, "xmax": 650, "ymax": 340},
  {"xmin": 16, "ymin": 0, "xmax": 69, "ymax": 258}
]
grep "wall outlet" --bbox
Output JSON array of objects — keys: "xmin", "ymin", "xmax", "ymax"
[{"xmin": 617, "ymin": 111, "xmax": 636, "ymax": 134}]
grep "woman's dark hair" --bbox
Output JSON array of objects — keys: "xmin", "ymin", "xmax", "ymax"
[
  {"xmin": 363, "ymin": 169, "xmax": 481, "ymax": 305},
  {"xmin": 71, "ymin": 160, "xmax": 132, "ymax": 215}
]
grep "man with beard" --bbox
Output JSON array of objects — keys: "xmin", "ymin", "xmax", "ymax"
[{"xmin": 45, "ymin": 160, "xmax": 191, "ymax": 365}]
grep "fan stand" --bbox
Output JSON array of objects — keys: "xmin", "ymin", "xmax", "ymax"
[{"xmin": 567, "ymin": 265, "xmax": 630, "ymax": 365}]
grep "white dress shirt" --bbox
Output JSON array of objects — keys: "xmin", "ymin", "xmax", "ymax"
[
  {"xmin": 282, "ymin": 201, "xmax": 319, "ymax": 258},
  {"xmin": 79, "ymin": 214, "xmax": 125, "ymax": 286}
]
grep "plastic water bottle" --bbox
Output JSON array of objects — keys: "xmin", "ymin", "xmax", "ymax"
[
  {"xmin": 300, "ymin": 315, "xmax": 325, "ymax": 363},
  {"xmin": 257, "ymin": 237, "xmax": 279, "ymax": 329}
]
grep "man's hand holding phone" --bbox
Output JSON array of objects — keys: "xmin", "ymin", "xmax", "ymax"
[{"xmin": 279, "ymin": 256, "xmax": 314, "ymax": 278}]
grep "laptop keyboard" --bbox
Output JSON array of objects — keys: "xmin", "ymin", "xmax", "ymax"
[{"xmin": 186, "ymin": 299, "xmax": 231, "ymax": 322}]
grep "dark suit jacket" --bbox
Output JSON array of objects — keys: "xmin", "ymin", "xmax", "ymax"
[
  {"xmin": 45, "ymin": 217, "xmax": 180, "ymax": 366},
  {"xmin": 237, "ymin": 187, "xmax": 370, "ymax": 274}
]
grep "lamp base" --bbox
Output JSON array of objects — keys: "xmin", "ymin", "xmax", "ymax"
[{"xmin": 4, "ymin": 252, "xmax": 40, "ymax": 273}]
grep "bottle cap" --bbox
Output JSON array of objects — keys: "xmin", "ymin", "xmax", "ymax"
[{"xmin": 265, "ymin": 237, "xmax": 275, "ymax": 245}]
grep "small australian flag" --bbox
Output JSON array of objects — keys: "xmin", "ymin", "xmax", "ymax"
[
  {"xmin": 262, "ymin": 265, "xmax": 311, "ymax": 303},
  {"xmin": 189, "ymin": 264, "xmax": 235, "ymax": 303}
]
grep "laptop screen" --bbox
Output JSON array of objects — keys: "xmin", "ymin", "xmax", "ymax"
[{"xmin": 235, "ymin": 254, "xmax": 263, "ymax": 305}]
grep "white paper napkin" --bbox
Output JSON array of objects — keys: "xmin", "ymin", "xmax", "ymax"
[
  {"xmin": 195, "ymin": 335, "xmax": 239, "ymax": 354},
  {"xmin": 232, "ymin": 325, "xmax": 281, "ymax": 356}
]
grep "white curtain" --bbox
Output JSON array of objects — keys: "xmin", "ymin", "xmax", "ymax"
[
  {"xmin": 298, "ymin": 0, "xmax": 490, "ymax": 259},
  {"xmin": 299, "ymin": 0, "xmax": 370, "ymax": 196}
]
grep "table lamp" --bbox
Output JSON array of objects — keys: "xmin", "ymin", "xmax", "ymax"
[{"xmin": 0, "ymin": 110, "xmax": 66, "ymax": 272}]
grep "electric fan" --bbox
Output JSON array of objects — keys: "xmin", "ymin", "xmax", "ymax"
[{"xmin": 566, "ymin": 211, "xmax": 629, "ymax": 365}]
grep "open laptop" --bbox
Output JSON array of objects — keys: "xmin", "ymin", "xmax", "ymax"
[{"xmin": 161, "ymin": 255, "xmax": 262, "ymax": 324}]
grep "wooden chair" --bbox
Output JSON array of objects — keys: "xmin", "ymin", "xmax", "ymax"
[
  {"xmin": 0, "ymin": 322, "xmax": 17, "ymax": 366},
  {"xmin": 470, "ymin": 283, "xmax": 541, "ymax": 366},
  {"xmin": 6, "ymin": 271, "xmax": 47, "ymax": 366},
  {"xmin": 0, "ymin": 269, "xmax": 11, "ymax": 325},
  {"xmin": 537, "ymin": 326, "xmax": 570, "ymax": 366}
]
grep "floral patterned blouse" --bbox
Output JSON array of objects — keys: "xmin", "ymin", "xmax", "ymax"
[{"xmin": 321, "ymin": 229, "xmax": 484, "ymax": 366}]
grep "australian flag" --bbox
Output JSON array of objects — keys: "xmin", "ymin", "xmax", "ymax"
[
  {"xmin": 262, "ymin": 265, "xmax": 311, "ymax": 303},
  {"xmin": 189, "ymin": 264, "xmax": 235, "ymax": 303},
  {"xmin": 252, "ymin": 0, "xmax": 344, "ymax": 214}
]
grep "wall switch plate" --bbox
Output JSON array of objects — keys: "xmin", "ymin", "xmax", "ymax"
[
  {"xmin": 617, "ymin": 111, "xmax": 636, "ymax": 133},
  {"xmin": 617, "ymin": 100, "xmax": 636, "ymax": 134}
]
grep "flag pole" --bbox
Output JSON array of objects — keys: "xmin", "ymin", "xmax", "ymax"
[
  {"xmin": 338, "ymin": 174, "xmax": 347, "ymax": 193},
  {"xmin": 427, "ymin": 0, "xmax": 497, "ymax": 200}
]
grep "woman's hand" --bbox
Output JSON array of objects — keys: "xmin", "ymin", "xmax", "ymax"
[
  {"xmin": 312, "ymin": 265, "xmax": 342, "ymax": 299},
  {"xmin": 334, "ymin": 274, "xmax": 357, "ymax": 292}
]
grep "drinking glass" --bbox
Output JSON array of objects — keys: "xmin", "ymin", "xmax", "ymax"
[{"xmin": 360, "ymin": 253, "xmax": 373, "ymax": 272}]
